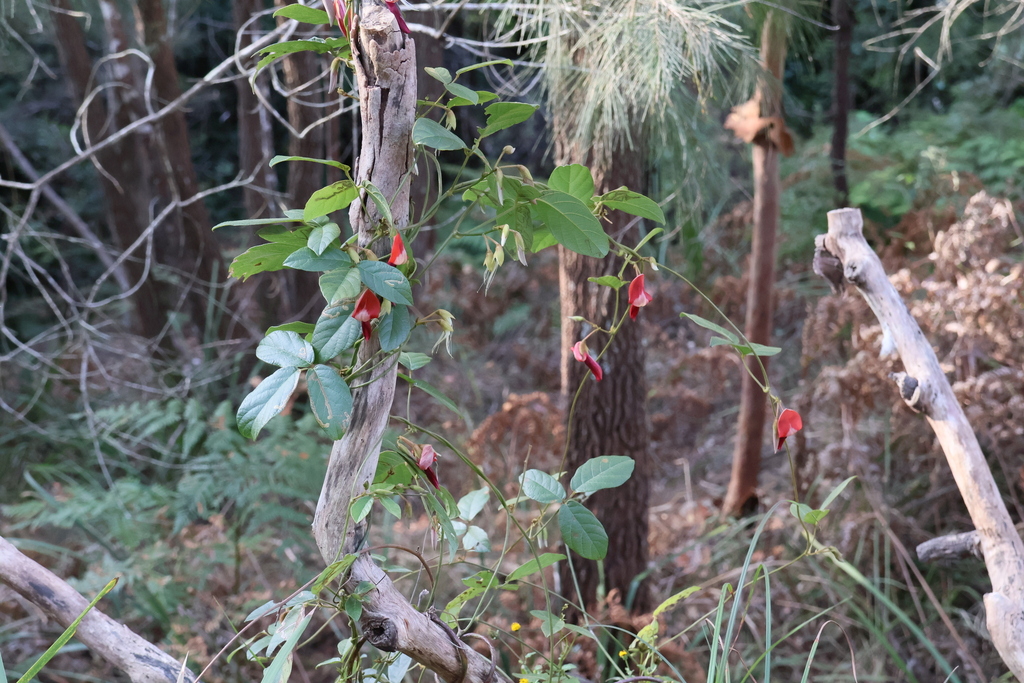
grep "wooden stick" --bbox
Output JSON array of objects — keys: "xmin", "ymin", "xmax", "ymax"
[
  {"xmin": 310, "ymin": 7, "xmax": 507, "ymax": 683},
  {"xmin": 816, "ymin": 208, "xmax": 1024, "ymax": 680},
  {"xmin": 0, "ymin": 536, "xmax": 192, "ymax": 683}
]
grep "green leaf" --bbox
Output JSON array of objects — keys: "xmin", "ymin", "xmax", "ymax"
[
  {"xmin": 520, "ymin": 469, "xmax": 565, "ymax": 504},
  {"xmin": 549, "ymin": 164, "xmax": 595, "ymax": 202},
  {"xmin": 422, "ymin": 488, "xmax": 459, "ymax": 559},
  {"xmin": 255, "ymin": 38, "xmax": 349, "ymax": 73},
  {"xmin": 266, "ymin": 321, "xmax": 315, "ymax": 336},
  {"xmin": 237, "ymin": 367, "xmax": 301, "ymax": 439},
  {"xmin": 304, "ymin": 181, "xmax": 358, "ymax": 222},
  {"xmin": 399, "ymin": 352, "xmax": 431, "ymax": 371},
  {"xmin": 312, "ymin": 303, "xmax": 361, "ymax": 359},
  {"xmin": 820, "ymin": 476, "xmax": 857, "ymax": 510},
  {"xmin": 375, "ymin": 451, "xmax": 415, "ymax": 486},
  {"xmin": 462, "ymin": 525, "xmax": 490, "ymax": 552},
  {"xmin": 529, "ymin": 610, "xmax": 565, "ymax": 638},
  {"xmin": 307, "ymin": 222, "xmax": 341, "ymax": 255},
  {"xmin": 214, "ymin": 216, "xmax": 304, "ymax": 230},
  {"xmin": 679, "ymin": 312, "xmax": 740, "ymax": 344},
  {"xmin": 256, "ymin": 331, "xmax": 315, "ymax": 368},
  {"xmin": 377, "ymin": 305, "xmax": 412, "ymax": 352},
  {"xmin": 588, "ymin": 275, "xmax": 626, "ymax": 290},
  {"xmin": 398, "ymin": 373, "xmax": 461, "ymax": 417},
  {"xmin": 351, "ymin": 496, "xmax": 373, "ymax": 523},
  {"xmin": 528, "ymin": 226, "xmax": 557, "ymax": 252},
  {"xmin": 273, "ymin": 4, "xmax": 330, "ymax": 23},
  {"xmin": 456, "ymin": 59, "xmax": 512, "ymax": 75},
  {"xmin": 413, "ymin": 118, "xmax": 467, "ymax": 151},
  {"xmin": 424, "ymin": 67, "xmax": 452, "ymax": 84},
  {"xmin": 319, "ymin": 267, "xmax": 362, "ymax": 303},
  {"xmin": 16, "ymin": 578, "xmax": 117, "ymax": 683},
  {"xmin": 379, "ymin": 496, "xmax": 402, "ymax": 519},
  {"xmin": 344, "ymin": 595, "xmax": 363, "ymax": 622},
  {"xmin": 600, "ymin": 187, "xmax": 666, "ymax": 224},
  {"xmin": 558, "ymin": 501, "xmax": 608, "ymax": 560},
  {"xmin": 270, "ymin": 155, "xmax": 350, "ymax": 172},
  {"xmin": 457, "ymin": 487, "xmax": 489, "ymax": 521},
  {"xmin": 532, "ymin": 191, "xmax": 608, "ymax": 258},
  {"xmin": 570, "ymin": 456, "xmax": 635, "ymax": 494},
  {"xmin": 708, "ymin": 337, "xmax": 782, "ymax": 357},
  {"xmin": 448, "ymin": 90, "xmax": 498, "ymax": 107},
  {"xmin": 230, "ymin": 242, "xmax": 302, "ymax": 280},
  {"xmin": 634, "ymin": 227, "xmax": 664, "ymax": 251},
  {"xmin": 357, "ymin": 261, "xmax": 413, "ymax": 305},
  {"xmin": 445, "ymin": 82, "xmax": 478, "ymax": 103},
  {"xmin": 284, "ymin": 247, "xmax": 350, "ymax": 272},
  {"xmin": 505, "ymin": 553, "xmax": 565, "ymax": 583},
  {"xmin": 652, "ymin": 586, "xmax": 700, "ymax": 617},
  {"xmin": 362, "ymin": 182, "xmax": 394, "ymax": 227},
  {"xmin": 479, "ymin": 102, "xmax": 539, "ymax": 137},
  {"xmin": 312, "ymin": 555, "xmax": 356, "ymax": 594},
  {"xmin": 306, "ymin": 364, "xmax": 353, "ymax": 439},
  {"xmin": 261, "ymin": 612, "xmax": 312, "ymax": 683},
  {"xmin": 790, "ymin": 502, "xmax": 829, "ymax": 525},
  {"xmin": 444, "ymin": 571, "xmax": 498, "ymax": 623}
]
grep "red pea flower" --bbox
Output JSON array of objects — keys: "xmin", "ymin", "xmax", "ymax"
[
  {"xmin": 628, "ymin": 274, "xmax": 653, "ymax": 320},
  {"xmin": 417, "ymin": 444, "xmax": 440, "ymax": 489},
  {"xmin": 572, "ymin": 341, "xmax": 603, "ymax": 381},
  {"xmin": 352, "ymin": 289, "xmax": 381, "ymax": 341},
  {"xmin": 384, "ymin": 0, "xmax": 410, "ymax": 34},
  {"xmin": 388, "ymin": 233, "xmax": 408, "ymax": 266},
  {"xmin": 322, "ymin": 0, "xmax": 348, "ymax": 34},
  {"xmin": 775, "ymin": 408, "xmax": 803, "ymax": 452}
]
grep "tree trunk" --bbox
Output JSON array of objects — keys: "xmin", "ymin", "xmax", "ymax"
[
  {"xmin": 137, "ymin": 0, "xmax": 229, "ymax": 342},
  {"xmin": 234, "ymin": 0, "xmax": 279, "ymax": 219},
  {"xmin": 51, "ymin": 0, "xmax": 165, "ymax": 338},
  {"xmin": 722, "ymin": 14, "xmax": 786, "ymax": 517},
  {"xmin": 557, "ymin": 148, "xmax": 652, "ymax": 616},
  {"xmin": 830, "ymin": 0, "xmax": 853, "ymax": 203}
]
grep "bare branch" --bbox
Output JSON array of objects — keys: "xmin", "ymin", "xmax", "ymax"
[{"xmin": 0, "ymin": 536, "xmax": 195, "ymax": 683}]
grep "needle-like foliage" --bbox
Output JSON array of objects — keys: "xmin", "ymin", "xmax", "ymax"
[{"xmin": 493, "ymin": 0, "xmax": 755, "ymax": 181}]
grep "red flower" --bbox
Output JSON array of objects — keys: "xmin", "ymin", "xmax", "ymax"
[
  {"xmin": 322, "ymin": 0, "xmax": 348, "ymax": 35},
  {"xmin": 417, "ymin": 444, "xmax": 440, "ymax": 489},
  {"xmin": 572, "ymin": 341, "xmax": 603, "ymax": 381},
  {"xmin": 384, "ymin": 0, "xmax": 410, "ymax": 34},
  {"xmin": 352, "ymin": 289, "xmax": 381, "ymax": 341},
  {"xmin": 628, "ymin": 274, "xmax": 653, "ymax": 319},
  {"xmin": 775, "ymin": 408, "xmax": 803, "ymax": 452},
  {"xmin": 388, "ymin": 233, "xmax": 408, "ymax": 266}
]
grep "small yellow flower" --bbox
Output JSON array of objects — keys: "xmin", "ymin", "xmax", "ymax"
[
  {"xmin": 519, "ymin": 678, "xmax": 529, "ymax": 683},
  {"xmin": 619, "ymin": 650, "xmax": 628, "ymax": 658},
  {"xmin": 511, "ymin": 622, "xmax": 521, "ymax": 632}
]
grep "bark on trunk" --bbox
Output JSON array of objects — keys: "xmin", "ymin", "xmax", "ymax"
[
  {"xmin": 234, "ymin": 0, "xmax": 279, "ymax": 218},
  {"xmin": 722, "ymin": 15, "xmax": 786, "ymax": 517},
  {"xmin": 557, "ymin": 149, "xmax": 652, "ymax": 615},
  {"xmin": 138, "ymin": 0, "xmax": 228, "ymax": 340},
  {"xmin": 51, "ymin": 0, "xmax": 164, "ymax": 337},
  {"xmin": 830, "ymin": 0, "xmax": 853, "ymax": 203},
  {"xmin": 816, "ymin": 208, "xmax": 1024, "ymax": 680},
  {"xmin": 309, "ymin": 9, "xmax": 507, "ymax": 682}
]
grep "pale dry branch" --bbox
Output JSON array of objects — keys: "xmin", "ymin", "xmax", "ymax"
[
  {"xmin": 0, "ymin": 536, "xmax": 195, "ymax": 683},
  {"xmin": 816, "ymin": 208, "xmax": 1024, "ymax": 681}
]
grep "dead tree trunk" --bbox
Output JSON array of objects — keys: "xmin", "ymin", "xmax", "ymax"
[
  {"xmin": 309, "ymin": 8, "xmax": 507, "ymax": 682},
  {"xmin": 0, "ymin": 536, "xmax": 194, "ymax": 683},
  {"xmin": 722, "ymin": 14, "xmax": 788, "ymax": 517},
  {"xmin": 557, "ymin": 148, "xmax": 652, "ymax": 616},
  {"xmin": 815, "ymin": 208, "xmax": 1024, "ymax": 680}
]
